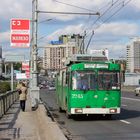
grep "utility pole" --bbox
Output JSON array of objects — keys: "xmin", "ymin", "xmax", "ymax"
[
  {"xmin": 30, "ymin": 1, "xmax": 99, "ymax": 110},
  {"xmin": 30, "ymin": 0, "xmax": 40, "ymax": 110}
]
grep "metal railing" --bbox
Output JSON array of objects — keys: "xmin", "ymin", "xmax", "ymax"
[{"xmin": 0, "ymin": 91, "xmax": 19, "ymax": 118}]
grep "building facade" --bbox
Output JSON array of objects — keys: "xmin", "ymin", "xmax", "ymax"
[
  {"xmin": 43, "ymin": 42, "xmax": 78, "ymax": 71},
  {"xmin": 43, "ymin": 34, "xmax": 83, "ymax": 71},
  {"xmin": 126, "ymin": 38, "xmax": 140, "ymax": 73},
  {"xmin": 59, "ymin": 34, "xmax": 85, "ymax": 53}
]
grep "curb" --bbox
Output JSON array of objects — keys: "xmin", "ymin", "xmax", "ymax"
[{"xmin": 36, "ymin": 104, "xmax": 67, "ymax": 140}]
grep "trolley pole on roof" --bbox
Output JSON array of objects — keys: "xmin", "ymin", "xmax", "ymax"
[{"xmin": 30, "ymin": 0, "xmax": 40, "ymax": 110}]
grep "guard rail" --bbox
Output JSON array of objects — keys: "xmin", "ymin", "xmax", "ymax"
[{"xmin": 0, "ymin": 90, "xmax": 19, "ymax": 118}]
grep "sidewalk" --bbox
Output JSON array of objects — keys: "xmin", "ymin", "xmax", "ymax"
[{"xmin": 0, "ymin": 95, "xmax": 40, "ymax": 140}]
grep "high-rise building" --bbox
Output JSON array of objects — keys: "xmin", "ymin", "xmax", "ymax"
[
  {"xmin": 126, "ymin": 38, "xmax": 140, "ymax": 73},
  {"xmin": 59, "ymin": 34, "xmax": 84, "ymax": 53},
  {"xmin": 43, "ymin": 42, "xmax": 78, "ymax": 71},
  {"xmin": 43, "ymin": 34, "xmax": 83, "ymax": 71}
]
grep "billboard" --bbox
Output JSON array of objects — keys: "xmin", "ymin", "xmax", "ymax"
[
  {"xmin": 22, "ymin": 61, "xmax": 30, "ymax": 79},
  {"xmin": 22, "ymin": 61, "xmax": 30, "ymax": 71},
  {"xmin": 10, "ymin": 19, "xmax": 30, "ymax": 48}
]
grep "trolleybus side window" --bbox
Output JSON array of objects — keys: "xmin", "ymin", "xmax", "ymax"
[
  {"xmin": 62, "ymin": 71, "xmax": 66, "ymax": 86},
  {"xmin": 98, "ymin": 71, "xmax": 120, "ymax": 90},
  {"xmin": 66, "ymin": 72, "xmax": 70, "ymax": 85}
]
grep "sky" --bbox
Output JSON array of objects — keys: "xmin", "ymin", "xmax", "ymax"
[{"xmin": 0, "ymin": 0, "xmax": 140, "ymax": 60}]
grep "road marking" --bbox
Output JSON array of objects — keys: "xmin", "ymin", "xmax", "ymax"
[
  {"xmin": 121, "ymin": 104, "xmax": 127, "ymax": 106},
  {"xmin": 122, "ymin": 97, "xmax": 140, "ymax": 102},
  {"xmin": 120, "ymin": 120, "xmax": 131, "ymax": 124}
]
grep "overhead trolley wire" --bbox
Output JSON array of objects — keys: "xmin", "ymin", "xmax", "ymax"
[
  {"xmin": 85, "ymin": 0, "xmax": 121, "ymax": 37},
  {"xmin": 79, "ymin": 0, "xmax": 120, "ymax": 43},
  {"xmin": 53, "ymin": 0, "xmax": 96, "ymax": 12},
  {"xmin": 84, "ymin": 0, "xmax": 132, "ymax": 52},
  {"xmin": 95, "ymin": 0, "xmax": 132, "ymax": 30}
]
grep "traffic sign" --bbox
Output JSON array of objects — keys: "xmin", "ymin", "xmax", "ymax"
[{"xmin": 10, "ymin": 19, "xmax": 30, "ymax": 48}]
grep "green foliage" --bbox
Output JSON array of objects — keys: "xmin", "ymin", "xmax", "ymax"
[
  {"xmin": 0, "ymin": 82, "xmax": 11, "ymax": 93},
  {"xmin": 14, "ymin": 63, "xmax": 22, "ymax": 70}
]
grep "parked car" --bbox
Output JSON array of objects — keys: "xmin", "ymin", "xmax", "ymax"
[
  {"xmin": 134, "ymin": 87, "xmax": 140, "ymax": 96},
  {"xmin": 49, "ymin": 85, "xmax": 56, "ymax": 90}
]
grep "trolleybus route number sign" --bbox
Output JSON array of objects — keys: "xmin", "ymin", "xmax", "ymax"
[{"xmin": 72, "ymin": 94, "xmax": 83, "ymax": 99}]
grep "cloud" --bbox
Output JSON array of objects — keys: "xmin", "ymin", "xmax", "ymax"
[
  {"xmin": 0, "ymin": 31, "xmax": 10, "ymax": 43},
  {"xmin": 46, "ymin": 21, "xmax": 139, "ymax": 42},
  {"xmin": 45, "ymin": 21, "xmax": 139, "ymax": 58},
  {"xmin": 0, "ymin": 1, "xmax": 31, "ymax": 20},
  {"xmin": 2, "ymin": 48, "xmax": 30, "ymax": 59},
  {"xmin": 1, "ymin": 0, "xmax": 140, "ymax": 59},
  {"xmin": 47, "ymin": 24, "xmax": 84, "ymax": 40},
  {"xmin": 94, "ymin": 22, "xmax": 139, "ymax": 40}
]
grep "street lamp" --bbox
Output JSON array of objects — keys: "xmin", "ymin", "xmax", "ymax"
[{"xmin": 30, "ymin": 0, "xmax": 40, "ymax": 110}]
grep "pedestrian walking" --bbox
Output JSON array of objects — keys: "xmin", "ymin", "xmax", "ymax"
[{"xmin": 19, "ymin": 82, "xmax": 28, "ymax": 112}]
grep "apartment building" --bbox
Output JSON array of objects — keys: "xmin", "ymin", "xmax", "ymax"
[
  {"xmin": 43, "ymin": 42, "xmax": 78, "ymax": 71},
  {"xmin": 43, "ymin": 34, "xmax": 83, "ymax": 71},
  {"xmin": 126, "ymin": 38, "xmax": 140, "ymax": 73}
]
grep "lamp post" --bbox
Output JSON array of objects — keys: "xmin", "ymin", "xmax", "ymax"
[{"xmin": 30, "ymin": 0, "xmax": 40, "ymax": 110}]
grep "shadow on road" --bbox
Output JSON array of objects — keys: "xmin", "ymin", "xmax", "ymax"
[
  {"xmin": 114, "ymin": 108, "xmax": 140, "ymax": 120},
  {"xmin": 0, "ymin": 101, "xmax": 20, "ymax": 131}
]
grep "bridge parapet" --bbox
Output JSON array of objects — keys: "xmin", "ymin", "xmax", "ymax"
[{"xmin": 0, "ymin": 90, "xmax": 18, "ymax": 118}]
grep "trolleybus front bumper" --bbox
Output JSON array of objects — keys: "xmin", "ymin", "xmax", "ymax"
[{"xmin": 71, "ymin": 108, "xmax": 120, "ymax": 114}]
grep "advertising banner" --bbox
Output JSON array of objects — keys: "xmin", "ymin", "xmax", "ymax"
[{"xmin": 10, "ymin": 19, "xmax": 30, "ymax": 48}]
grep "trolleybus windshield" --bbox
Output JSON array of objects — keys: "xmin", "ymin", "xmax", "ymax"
[
  {"xmin": 72, "ymin": 71, "xmax": 96, "ymax": 90},
  {"xmin": 98, "ymin": 71, "xmax": 120, "ymax": 90},
  {"xmin": 72, "ymin": 70, "xmax": 120, "ymax": 91}
]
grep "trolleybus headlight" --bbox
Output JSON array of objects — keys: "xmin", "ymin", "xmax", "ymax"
[
  {"xmin": 110, "ymin": 109, "xmax": 117, "ymax": 113},
  {"xmin": 75, "ymin": 108, "xmax": 83, "ymax": 113}
]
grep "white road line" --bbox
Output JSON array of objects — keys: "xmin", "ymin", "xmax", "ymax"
[
  {"xmin": 122, "ymin": 97, "xmax": 140, "ymax": 102},
  {"xmin": 120, "ymin": 120, "xmax": 131, "ymax": 124},
  {"xmin": 121, "ymin": 104, "xmax": 127, "ymax": 107}
]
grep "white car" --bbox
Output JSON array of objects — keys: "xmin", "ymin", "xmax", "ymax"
[
  {"xmin": 134, "ymin": 87, "xmax": 140, "ymax": 96},
  {"xmin": 49, "ymin": 85, "xmax": 56, "ymax": 90}
]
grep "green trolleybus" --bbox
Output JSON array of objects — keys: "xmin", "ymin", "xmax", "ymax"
[{"xmin": 56, "ymin": 54, "xmax": 121, "ymax": 118}]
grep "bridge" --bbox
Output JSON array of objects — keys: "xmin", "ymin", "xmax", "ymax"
[
  {"xmin": 0, "ymin": 90, "xmax": 66, "ymax": 140},
  {"xmin": 1, "ymin": 86, "xmax": 140, "ymax": 140}
]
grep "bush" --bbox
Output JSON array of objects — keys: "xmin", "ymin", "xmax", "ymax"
[{"xmin": 0, "ymin": 82, "xmax": 11, "ymax": 93}]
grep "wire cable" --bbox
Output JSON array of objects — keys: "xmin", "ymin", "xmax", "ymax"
[
  {"xmin": 86, "ymin": 0, "xmax": 121, "ymax": 37},
  {"xmin": 53, "ymin": 0, "xmax": 96, "ymax": 12},
  {"xmin": 95, "ymin": 0, "xmax": 132, "ymax": 30},
  {"xmin": 84, "ymin": 0, "xmax": 132, "ymax": 52},
  {"xmin": 80, "ymin": 0, "xmax": 120, "ymax": 39}
]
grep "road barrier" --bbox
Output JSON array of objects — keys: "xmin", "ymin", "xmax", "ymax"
[{"xmin": 0, "ymin": 91, "xmax": 19, "ymax": 118}]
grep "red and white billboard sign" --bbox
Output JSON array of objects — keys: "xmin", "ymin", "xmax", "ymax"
[
  {"xmin": 22, "ymin": 61, "xmax": 30, "ymax": 79},
  {"xmin": 25, "ymin": 70, "xmax": 30, "ymax": 79},
  {"xmin": 22, "ymin": 61, "xmax": 30, "ymax": 71},
  {"xmin": 10, "ymin": 19, "xmax": 30, "ymax": 48}
]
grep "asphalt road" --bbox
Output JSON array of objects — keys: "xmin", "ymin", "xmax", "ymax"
[{"xmin": 40, "ymin": 89, "xmax": 140, "ymax": 140}]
